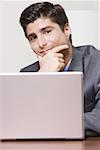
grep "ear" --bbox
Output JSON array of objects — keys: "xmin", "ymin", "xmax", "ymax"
[{"xmin": 64, "ymin": 24, "xmax": 71, "ymax": 39}]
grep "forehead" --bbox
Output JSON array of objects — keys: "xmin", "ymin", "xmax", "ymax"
[{"xmin": 26, "ymin": 17, "xmax": 59, "ymax": 35}]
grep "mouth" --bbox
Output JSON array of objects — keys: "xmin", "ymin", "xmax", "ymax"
[
  {"xmin": 39, "ymin": 49, "xmax": 51, "ymax": 55},
  {"xmin": 43, "ymin": 49, "xmax": 50, "ymax": 54}
]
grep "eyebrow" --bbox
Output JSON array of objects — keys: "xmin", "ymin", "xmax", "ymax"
[
  {"xmin": 40, "ymin": 26, "xmax": 53, "ymax": 32},
  {"xmin": 27, "ymin": 26, "xmax": 54, "ymax": 39}
]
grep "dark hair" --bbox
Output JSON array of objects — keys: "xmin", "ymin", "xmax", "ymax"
[{"xmin": 20, "ymin": 2, "xmax": 72, "ymax": 43}]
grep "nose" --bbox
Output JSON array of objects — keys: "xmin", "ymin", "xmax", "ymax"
[{"xmin": 38, "ymin": 36, "xmax": 47, "ymax": 49}]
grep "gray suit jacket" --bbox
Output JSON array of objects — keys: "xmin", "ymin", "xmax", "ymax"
[{"xmin": 20, "ymin": 45, "xmax": 100, "ymax": 137}]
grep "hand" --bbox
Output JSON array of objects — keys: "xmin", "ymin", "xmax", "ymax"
[{"xmin": 38, "ymin": 45, "xmax": 68, "ymax": 72}]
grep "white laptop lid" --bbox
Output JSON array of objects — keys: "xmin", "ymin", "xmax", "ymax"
[{"xmin": 0, "ymin": 72, "xmax": 84, "ymax": 139}]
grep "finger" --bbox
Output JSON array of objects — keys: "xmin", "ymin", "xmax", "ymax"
[
  {"xmin": 51, "ymin": 45, "xmax": 68, "ymax": 53},
  {"xmin": 58, "ymin": 58, "xmax": 65, "ymax": 63},
  {"xmin": 58, "ymin": 62, "xmax": 65, "ymax": 71},
  {"xmin": 54, "ymin": 53, "xmax": 64, "ymax": 58}
]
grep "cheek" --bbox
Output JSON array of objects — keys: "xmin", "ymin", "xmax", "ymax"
[
  {"xmin": 46, "ymin": 33, "xmax": 61, "ymax": 45},
  {"xmin": 30, "ymin": 43, "xmax": 38, "ymax": 53},
  {"xmin": 50, "ymin": 29, "xmax": 67, "ymax": 42},
  {"xmin": 43, "ymin": 33, "xmax": 55, "ymax": 42},
  {"xmin": 48, "ymin": 33, "xmax": 67, "ymax": 46}
]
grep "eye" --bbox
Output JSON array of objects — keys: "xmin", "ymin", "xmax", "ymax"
[
  {"xmin": 28, "ymin": 34, "xmax": 37, "ymax": 42},
  {"xmin": 44, "ymin": 29, "xmax": 52, "ymax": 34},
  {"xmin": 46, "ymin": 30, "xmax": 51, "ymax": 33}
]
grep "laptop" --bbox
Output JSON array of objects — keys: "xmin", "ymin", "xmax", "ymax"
[{"xmin": 0, "ymin": 72, "xmax": 84, "ymax": 140}]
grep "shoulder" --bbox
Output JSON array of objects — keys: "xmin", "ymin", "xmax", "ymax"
[
  {"xmin": 74, "ymin": 45, "xmax": 100, "ymax": 71},
  {"xmin": 20, "ymin": 61, "xmax": 40, "ymax": 72},
  {"xmin": 74, "ymin": 45, "xmax": 100, "ymax": 57}
]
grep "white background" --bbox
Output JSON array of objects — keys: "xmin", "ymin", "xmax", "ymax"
[{"xmin": 0, "ymin": 0, "xmax": 100, "ymax": 72}]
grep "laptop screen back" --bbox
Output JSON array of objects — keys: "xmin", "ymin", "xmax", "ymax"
[{"xmin": 0, "ymin": 72, "xmax": 84, "ymax": 139}]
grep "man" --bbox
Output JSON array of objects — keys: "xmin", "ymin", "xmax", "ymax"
[{"xmin": 19, "ymin": 2, "xmax": 100, "ymax": 137}]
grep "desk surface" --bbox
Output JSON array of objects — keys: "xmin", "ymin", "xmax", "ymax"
[{"xmin": 0, "ymin": 138, "xmax": 100, "ymax": 150}]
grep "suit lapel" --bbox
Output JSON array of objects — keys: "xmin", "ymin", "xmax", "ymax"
[
  {"xmin": 68, "ymin": 47, "xmax": 84, "ymax": 72},
  {"xmin": 32, "ymin": 61, "xmax": 40, "ymax": 71}
]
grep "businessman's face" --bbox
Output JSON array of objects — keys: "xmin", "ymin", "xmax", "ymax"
[{"xmin": 26, "ymin": 17, "xmax": 71, "ymax": 57}]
